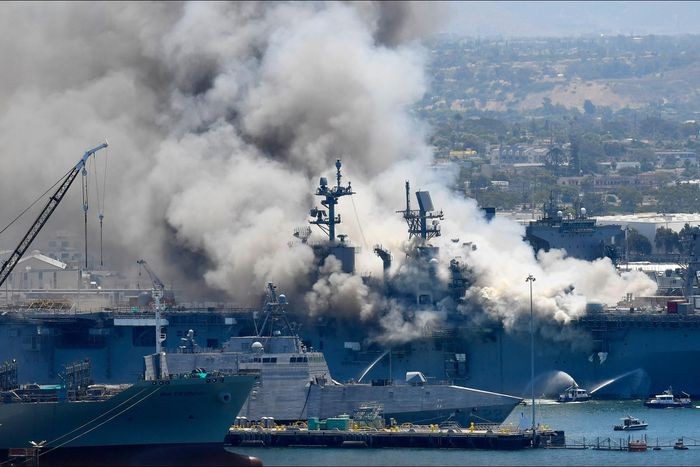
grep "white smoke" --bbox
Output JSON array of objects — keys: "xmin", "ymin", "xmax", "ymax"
[{"xmin": 0, "ymin": 2, "xmax": 657, "ymax": 345}]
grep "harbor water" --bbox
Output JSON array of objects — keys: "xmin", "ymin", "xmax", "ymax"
[{"xmin": 229, "ymin": 400, "xmax": 700, "ymax": 466}]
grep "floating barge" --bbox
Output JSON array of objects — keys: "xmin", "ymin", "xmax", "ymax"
[{"xmin": 226, "ymin": 423, "xmax": 564, "ymax": 450}]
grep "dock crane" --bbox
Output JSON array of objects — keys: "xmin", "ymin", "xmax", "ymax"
[
  {"xmin": 0, "ymin": 142, "xmax": 108, "ymax": 289},
  {"xmin": 136, "ymin": 259, "xmax": 167, "ymax": 354}
]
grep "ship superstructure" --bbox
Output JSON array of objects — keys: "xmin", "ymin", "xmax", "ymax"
[
  {"xmin": 305, "ymin": 159, "xmax": 356, "ymax": 273},
  {"xmin": 2, "ymin": 157, "xmax": 700, "ymax": 405},
  {"xmin": 159, "ymin": 284, "xmax": 522, "ymax": 426},
  {"xmin": 525, "ymin": 194, "xmax": 625, "ymax": 262}
]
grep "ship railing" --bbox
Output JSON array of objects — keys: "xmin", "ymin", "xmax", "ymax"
[
  {"xmin": 110, "ymin": 306, "xmax": 257, "ymax": 318},
  {"xmin": 579, "ymin": 312, "xmax": 700, "ymax": 326},
  {"xmin": 151, "ymin": 369, "xmax": 260, "ymax": 381},
  {"xmin": 174, "ymin": 346, "xmax": 222, "ymax": 354}
]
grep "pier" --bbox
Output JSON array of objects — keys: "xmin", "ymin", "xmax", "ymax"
[
  {"xmin": 225, "ymin": 423, "xmax": 564, "ymax": 450},
  {"xmin": 542, "ymin": 435, "xmax": 700, "ymax": 451}
]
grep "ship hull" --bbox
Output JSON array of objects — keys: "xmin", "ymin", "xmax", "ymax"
[
  {"xmin": 162, "ymin": 348, "xmax": 521, "ymax": 426},
  {"xmin": 4, "ymin": 309, "xmax": 700, "ymax": 399},
  {"xmin": 313, "ymin": 315, "xmax": 700, "ymax": 399},
  {"xmin": 1, "ymin": 444, "xmax": 262, "ymax": 467},
  {"xmin": 0, "ymin": 376, "xmax": 255, "ymax": 451},
  {"xmin": 309, "ymin": 384, "xmax": 520, "ymax": 426}
]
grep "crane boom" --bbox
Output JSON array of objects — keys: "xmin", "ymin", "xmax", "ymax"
[
  {"xmin": 0, "ymin": 142, "xmax": 108, "ymax": 289},
  {"xmin": 136, "ymin": 259, "xmax": 167, "ymax": 354},
  {"xmin": 136, "ymin": 259, "xmax": 165, "ymax": 291}
]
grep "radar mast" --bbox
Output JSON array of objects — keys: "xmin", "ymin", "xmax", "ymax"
[
  {"xmin": 398, "ymin": 181, "xmax": 444, "ymax": 242},
  {"xmin": 309, "ymin": 159, "xmax": 354, "ymax": 243}
]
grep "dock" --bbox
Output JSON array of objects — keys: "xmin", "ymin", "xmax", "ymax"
[
  {"xmin": 225, "ymin": 424, "xmax": 564, "ymax": 450},
  {"xmin": 544, "ymin": 434, "xmax": 700, "ymax": 451}
]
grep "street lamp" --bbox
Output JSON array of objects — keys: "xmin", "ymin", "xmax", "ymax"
[
  {"xmin": 525, "ymin": 274, "xmax": 536, "ymax": 437},
  {"xmin": 29, "ymin": 440, "xmax": 46, "ymax": 467}
]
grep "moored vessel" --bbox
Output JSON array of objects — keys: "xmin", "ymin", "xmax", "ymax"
[
  {"xmin": 0, "ymin": 355, "xmax": 258, "ymax": 466},
  {"xmin": 644, "ymin": 386, "xmax": 692, "ymax": 408},
  {"xmin": 158, "ymin": 284, "xmax": 522, "ymax": 427}
]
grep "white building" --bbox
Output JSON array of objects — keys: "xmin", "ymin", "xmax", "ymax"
[{"xmin": 595, "ymin": 213, "xmax": 700, "ymax": 245}]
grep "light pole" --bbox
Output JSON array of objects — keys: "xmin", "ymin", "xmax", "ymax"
[
  {"xmin": 526, "ymin": 274, "xmax": 536, "ymax": 437},
  {"xmin": 29, "ymin": 440, "xmax": 45, "ymax": 467}
]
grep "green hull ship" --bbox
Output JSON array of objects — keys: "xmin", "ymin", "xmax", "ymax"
[{"xmin": 0, "ymin": 355, "xmax": 257, "ymax": 466}]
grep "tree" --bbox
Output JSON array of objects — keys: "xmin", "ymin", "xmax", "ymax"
[
  {"xmin": 544, "ymin": 147, "xmax": 567, "ymax": 176},
  {"xmin": 617, "ymin": 187, "xmax": 642, "ymax": 213},
  {"xmin": 627, "ymin": 228, "xmax": 652, "ymax": 256},
  {"xmin": 583, "ymin": 99, "xmax": 597, "ymax": 116},
  {"xmin": 581, "ymin": 191, "xmax": 606, "ymax": 215},
  {"xmin": 569, "ymin": 136, "xmax": 581, "ymax": 175},
  {"xmin": 678, "ymin": 223, "xmax": 700, "ymax": 255},
  {"xmin": 655, "ymin": 226, "xmax": 680, "ymax": 253}
]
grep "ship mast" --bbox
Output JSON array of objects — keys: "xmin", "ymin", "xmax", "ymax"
[
  {"xmin": 398, "ymin": 181, "xmax": 443, "ymax": 243},
  {"xmin": 309, "ymin": 160, "xmax": 354, "ymax": 243},
  {"xmin": 257, "ymin": 283, "xmax": 296, "ymax": 339}
]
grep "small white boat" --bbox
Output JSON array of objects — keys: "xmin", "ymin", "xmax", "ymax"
[
  {"xmin": 613, "ymin": 416, "xmax": 648, "ymax": 431},
  {"xmin": 557, "ymin": 382, "xmax": 591, "ymax": 402},
  {"xmin": 644, "ymin": 386, "xmax": 692, "ymax": 408}
]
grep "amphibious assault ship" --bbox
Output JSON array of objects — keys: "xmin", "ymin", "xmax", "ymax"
[
  {"xmin": 1, "ymin": 157, "xmax": 699, "ymax": 402},
  {"xmin": 159, "ymin": 283, "xmax": 522, "ymax": 426}
]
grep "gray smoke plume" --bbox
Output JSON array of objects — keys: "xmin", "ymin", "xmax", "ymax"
[
  {"xmin": 0, "ymin": 1, "xmax": 434, "ymax": 298},
  {"xmin": 0, "ymin": 2, "xmax": 656, "ymax": 345}
]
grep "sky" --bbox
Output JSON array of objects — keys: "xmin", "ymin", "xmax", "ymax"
[{"xmin": 441, "ymin": 1, "xmax": 700, "ymax": 37}]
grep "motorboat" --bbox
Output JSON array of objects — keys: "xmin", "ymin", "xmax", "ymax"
[
  {"xmin": 674, "ymin": 438, "xmax": 689, "ymax": 450},
  {"xmin": 613, "ymin": 416, "xmax": 648, "ymax": 431},
  {"xmin": 557, "ymin": 382, "xmax": 591, "ymax": 402},
  {"xmin": 644, "ymin": 386, "xmax": 692, "ymax": 408}
]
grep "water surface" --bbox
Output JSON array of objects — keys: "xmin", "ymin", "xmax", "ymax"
[{"xmin": 230, "ymin": 400, "xmax": 700, "ymax": 466}]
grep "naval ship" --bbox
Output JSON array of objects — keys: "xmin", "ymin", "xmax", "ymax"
[
  {"xmin": 0, "ymin": 355, "xmax": 257, "ymax": 466},
  {"xmin": 1, "ymin": 156, "xmax": 700, "ymax": 402},
  {"xmin": 158, "ymin": 283, "xmax": 522, "ymax": 426},
  {"xmin": 524, "ymin": 194, "xmax": 625, "ymax": 263}
]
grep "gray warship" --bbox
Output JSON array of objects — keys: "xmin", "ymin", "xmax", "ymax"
[
  {"xmin": 524, "ymin": 194, "xmax": 625, "ymax": 263},
  {"xmin": 160, "ymin": 283, "xmax": 522, "ymax": 426},
  {"xmin": 1, "ymin": 157, "xmax": 700, "ymax": 402}
]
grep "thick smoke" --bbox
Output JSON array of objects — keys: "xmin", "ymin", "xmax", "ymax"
[
  {"xmin": 0, "ymin": 2, "xmax": 432, "ymax": 298},
  {"xmin": 0, "ymin": 2, "xmax": 656, "ymax": 345}
]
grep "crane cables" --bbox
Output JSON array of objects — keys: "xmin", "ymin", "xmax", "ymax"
[
  {"xmin": 92, "ymin": 144, "xmax": 108, "ymax": 267},
  {"xmin": 81, "ymin": 162, "xmax": 89, "ymax": 269},
  {"xmin": 0, "ymin": 168, "xmax": 72, "ymax": 237},
  {"xmin": 78, "ymin": 144, "xmax": 109, "ymax": 270}
]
